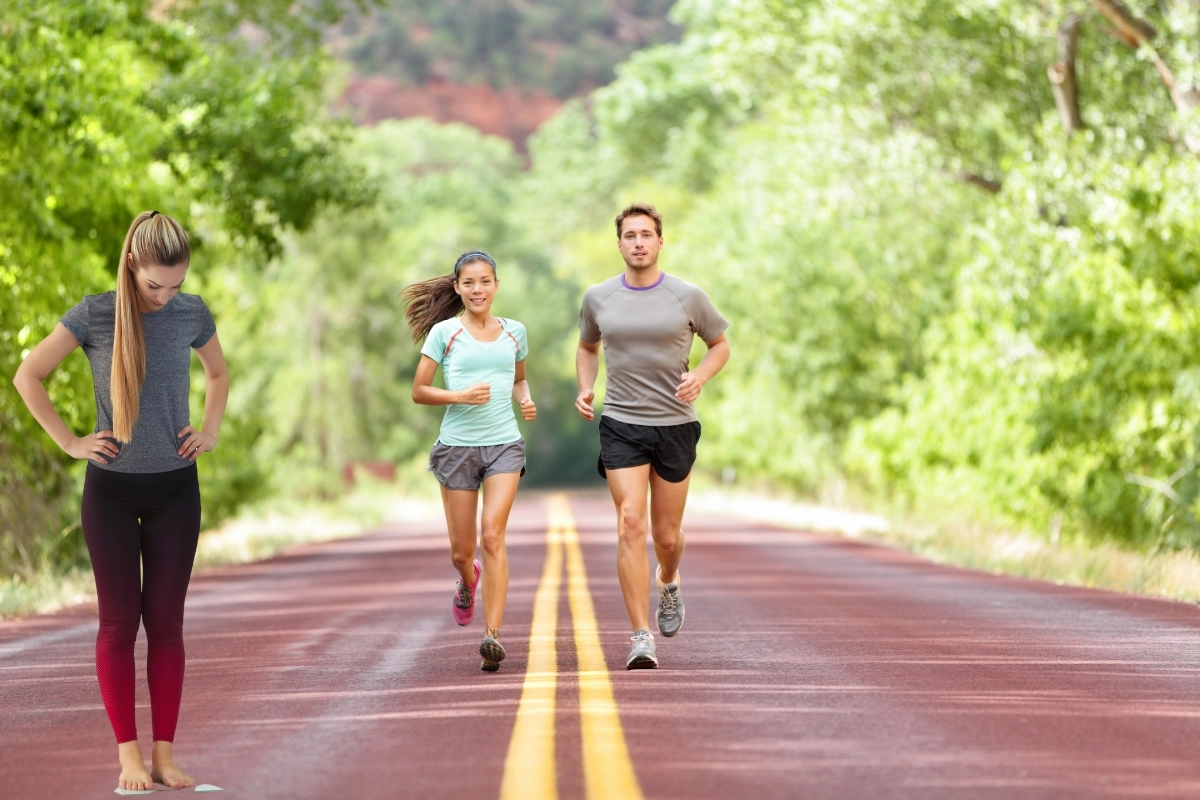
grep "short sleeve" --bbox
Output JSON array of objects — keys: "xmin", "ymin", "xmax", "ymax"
[
  {"xmin": 191, "ymin": 298, "xmax": 217, "ymax": 348},
  {"xmin": 578, "ymin": 291, "xmax": 601, "ymax": 343},
  {"xmin": 512, "ymin": 322, "xmax": 529, "ymax": 361},
  {"xmin": 421, "ymin": 321, "xmax": 450, "ymax": 364},
  {"xmin": 61, "ymin": 297, "xmax": 89, "ymax": 345},
  {"xmin": 687, "ymin": 287, "xmax": 729, "ymax": 343}
]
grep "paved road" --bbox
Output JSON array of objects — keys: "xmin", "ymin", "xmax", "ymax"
[{"xmin": 3, "ymin": 492, "xmax": 1200, "ymax": 799}]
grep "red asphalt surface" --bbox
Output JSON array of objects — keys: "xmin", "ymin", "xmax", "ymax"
[{"xmin": 3, "ymin": 492, "xmax": 1200, "ymax": 799}]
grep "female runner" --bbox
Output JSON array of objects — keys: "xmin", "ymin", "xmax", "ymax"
[
  {"xmin": 403, "ymin": 250, "xmax": 535, "ymax": 672},
  {"xmin": 13, "ymin": 211, "xmax": 228, "ymax": 791}
]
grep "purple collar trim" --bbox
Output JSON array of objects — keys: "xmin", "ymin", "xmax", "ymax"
[{"xmin": 621, "ymin": 272, "xmax": 665, "ymax": 291}]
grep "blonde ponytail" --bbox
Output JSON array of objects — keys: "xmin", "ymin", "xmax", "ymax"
[{"xmin": 110, "ymin": 211, "xmax": 190, "ymax": 443}]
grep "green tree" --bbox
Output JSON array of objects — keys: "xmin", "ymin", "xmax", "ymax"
[
  {"xmin": 1, "ymin": 0, "xmax": 369, "ymax": 578},
  {"xmin": 206, "ymin": 118, "xmax": 600, "ymax": 503},
  {"xmin": 525, "ymin": 0, "xmax": 1200, "ymax": 547}
]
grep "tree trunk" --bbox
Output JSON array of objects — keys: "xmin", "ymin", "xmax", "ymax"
[
  {"xmin": 1048, "ymin": 14, "xmax": 1085, "ymax": 134},
  {"xmin": 1088, "ymin": 0, "xmax": 1157, "ymax": 44},
  {"xmin": 1088, "ymin": 0, "xmax": 1199, "ymax": 138},
  {"xmin": 956, "ymin": 171, "xmax": 1002, "ymax": 194}
]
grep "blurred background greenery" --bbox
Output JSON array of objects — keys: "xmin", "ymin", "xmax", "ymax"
[{"xmin": 6, "ymin": 0, "xmax": 1200, "ymax": 590}]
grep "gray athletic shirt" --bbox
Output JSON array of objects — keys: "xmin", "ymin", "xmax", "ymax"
[
  {"xmin": 60, "ymin": 291, "xmax": 217, "ymax": 473},
  {"xmin": 579, "ymin": 273, "xmax": 728, "ymax": 426}
]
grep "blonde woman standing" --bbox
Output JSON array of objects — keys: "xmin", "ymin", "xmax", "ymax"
[
  {"xmin": 404, "ymin": 250, "xmax": 535, "ymax": 672},
  {"xmin": 13, "ymin": 211, "xmax": 228, "ymax": 791}
]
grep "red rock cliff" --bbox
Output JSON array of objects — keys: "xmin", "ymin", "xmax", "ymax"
[{"xmin": 339, "ymin": 76, "xmax": 564, "ymax": 150}]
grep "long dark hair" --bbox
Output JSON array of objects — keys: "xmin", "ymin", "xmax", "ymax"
[{"xmin": 401, "ymin": 250, "xmax": 497, "ymax": 341}]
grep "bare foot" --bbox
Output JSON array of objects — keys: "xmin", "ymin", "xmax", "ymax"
[
  {"xmin": 117, "ymin": 741, "xmax": 154, "ymax": 791},
  {"xmin": 151, "ymin": 741, "xmax": 195, "ymax": 789}
]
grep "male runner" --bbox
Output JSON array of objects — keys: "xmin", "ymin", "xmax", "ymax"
[{"xmin": 575, "ymin": 202, "xmax": 730, "ymax": 669}]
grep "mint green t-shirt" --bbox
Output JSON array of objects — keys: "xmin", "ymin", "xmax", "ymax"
[{"xmin": 421, "ymin": 317, "xmax": 529, "ymax": 446}]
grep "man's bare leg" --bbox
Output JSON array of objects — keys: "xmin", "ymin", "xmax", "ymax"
[
  {"xmin": 649, "ymin": 468, "xmax": 690, "ymax": 585},
  {"xmin": 606, "ymin": 464, "xmax": 653, "ymax": 631}
]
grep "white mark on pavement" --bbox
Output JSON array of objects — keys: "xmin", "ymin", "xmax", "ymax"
[{"xmin": 0, "ymin": 621, "xmax": 96, "ymax": 660}]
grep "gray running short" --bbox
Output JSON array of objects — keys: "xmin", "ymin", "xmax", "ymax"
[{"xmin": 428, "ymin": 440, "xmax": 526, "ymax": 491}]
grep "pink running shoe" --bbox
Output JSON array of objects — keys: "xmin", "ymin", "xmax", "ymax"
[{"xmin": 452, "ymin": 560, "xmax": 482, "ymax": 626}]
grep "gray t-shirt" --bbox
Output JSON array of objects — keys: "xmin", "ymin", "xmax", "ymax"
[
  {"xmin": 61, "ymin": 291, "xmax": 217, "ymax": 473},
  {"xmin": 579, "ymin": 273, "xmax": 728, "ymax": 426}
]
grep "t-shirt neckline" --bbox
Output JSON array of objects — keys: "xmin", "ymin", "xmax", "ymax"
[
  {"xmin": 621, "ymin": 272, "xmax": 666, "ymax": 291},
  {"xmin": 456, "ymin": 316, "xmax": 507, "ymax": 344}
]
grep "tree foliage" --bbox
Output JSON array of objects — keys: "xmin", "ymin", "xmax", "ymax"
[
  {"xmin": 524, "ymin": 0, "xmax": 1200, "ymax": 547},
  {"xmin": 0, "ymin": 0, "xmax": 369, "ymax": 578},
  {"xmin": 12, "ymin": 0, "xmax": 1200, "ymax": 586},
  {"xmin": 203, "ymin": 119, "xmax": 599, "ymax": 504}
]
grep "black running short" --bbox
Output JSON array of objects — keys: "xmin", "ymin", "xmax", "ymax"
[{"xmin": 597, "ymin": 416, "xmax": 701, "ymax": 484}]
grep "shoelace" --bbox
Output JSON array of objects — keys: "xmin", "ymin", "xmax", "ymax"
[
  {"xmin": 659, "ymin": 586, "xmax": 678, "ymax": 615},
  {"xmin": 455, "ymin": 581, "xmax": 473, "ymax": 609},
  {"xmin": 630, "ymin": 631, "xmax": 653, "ymax": 644}
]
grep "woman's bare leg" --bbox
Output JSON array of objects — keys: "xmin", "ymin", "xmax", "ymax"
[
  {"xmin": 479, "ymin": 472, "xmax": 521, "ymax": 634},
  {"xmin": 150, "ymin": 740, "xmax": 194, "ymax": 789},
  {"xmin": 440, "ymin": 485, "xmax": 480, "ymax": 586},
  {"xmin": 117, "ymin": 740, "xmax": 154, "ymax": 791}
]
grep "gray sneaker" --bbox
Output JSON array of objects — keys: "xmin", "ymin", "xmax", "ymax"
[
  {"xmin": 626, "ymin": 629, "xmax": 658, "ymax": 670},
  {"xmin": 656, "ymin": 569, "xmax": 685, "ymax": 637},
  {"xmin": 480, "ymin": 636, "xmax": 506, "ymax": 672}
]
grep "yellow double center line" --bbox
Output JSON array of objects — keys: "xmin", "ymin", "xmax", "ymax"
[{"xmin": 499, "ymin": 494, "xmax": 644, "ymax": 800}]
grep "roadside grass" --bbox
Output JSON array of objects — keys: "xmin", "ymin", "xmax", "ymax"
[
  {"xmin": 897, "ymin": 521, "xmax": 1200, "ymax": 603},
  {"xmin": 0, "ymin": 463, "xmax": 442, "ymax": 619},
  {"xmin": 12, "ymin": 467, "xmax": 1200, "ymax": 618},
  {"xmin": 688, "ymin": 479, "xmax": 1200, "ymax": 605},
  {"xmin": 0, "ymin": 568, "xmax": 97, "ymax": 620},
  {"xmin": 194, "ymin": 477, "xmax": 440, "ymax": 568}
]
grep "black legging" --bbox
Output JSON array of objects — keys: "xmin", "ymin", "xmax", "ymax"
[{"xmin": 81, "ymin": 462, "xmax": 201, "ymax": 744}]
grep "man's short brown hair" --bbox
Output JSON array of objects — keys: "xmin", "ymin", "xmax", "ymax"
[{"xmin": 615, "ymin": 202, "xmax": 663, "ymax": 238}]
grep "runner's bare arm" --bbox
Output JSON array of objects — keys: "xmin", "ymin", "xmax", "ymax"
[
  {"xmin": 412, "ymin": 354, "xmax": 490, "ymax": 406},
  {"xmin": 575, "ymin": 337, "xmax": 600, "ymax": 420},
  {"xmin": 675, "ymin": 333, "xmax": 730, "ymax": 403},
  {"xmin": 513, "ymin": 359, "xmax": 536, "ymax": 420},
  {"xmin": 178, "ymin": 333, "xmax": 229, "ymax": 461},
  {"xmin": 12, "ymin": 323, "xmax": 120, "ymax": 462}
]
